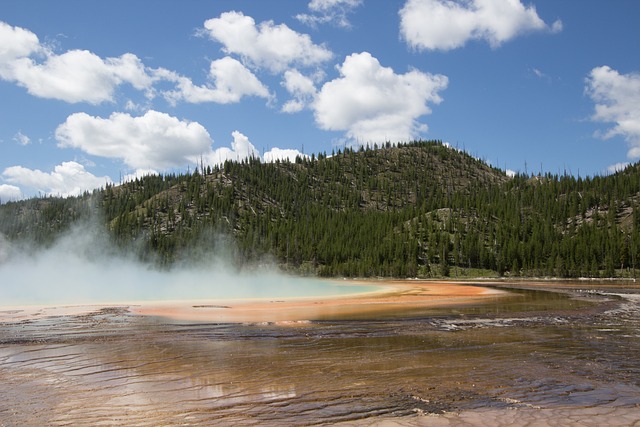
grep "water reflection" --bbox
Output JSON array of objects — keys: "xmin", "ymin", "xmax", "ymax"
[
  {"xmin": 318, "ymin": 285, "xmax": 593, "ymax": 321},
  {"xmin": 1, "ymin": 283, "xmax": 640, "ymax": 426}
]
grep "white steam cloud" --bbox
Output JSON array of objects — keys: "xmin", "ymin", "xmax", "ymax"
[{"xmin": 0, "ymin": 224, "xmax": 348, "ymax": 307}]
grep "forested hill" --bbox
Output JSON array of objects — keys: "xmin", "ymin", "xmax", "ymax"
[{"xmin": 2, "ymin": 140, "xmax": 640, "ymax": 279}]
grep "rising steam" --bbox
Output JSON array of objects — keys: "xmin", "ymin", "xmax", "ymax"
[{"xmin": 0, "ymin": 222, "xmax": 350, "ymax": 307}]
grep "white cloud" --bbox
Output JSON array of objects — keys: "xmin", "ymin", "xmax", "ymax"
[
  {"xmin": 0, "ymin": 21, "xmax": 41, "ymax": 63},
  {"xmin": 505, "ymin": 169, "xmax": 517, "ymax": 178},
  {"xmin": 162, "ymin": 56, "xmax": 270, "ymax": 105},
  {"xmin": 313, "ymin": 52, "xmax": 448, "ymax": 143},
  {"xmin": 123, "ymin": 169, "xmax": 159, "ymax": 183},
  {"xmin": 399, "ymin": 0, "xmax": 562, "ymax": 51},
  {"xmin": 296, "ymin": 0, "xmax": 362, "ymax": 28},
  {"xmin": 2, "ymin": 161, "xmax": 111, "ymax": 198},
  {"xmin": 281, "ymin": 99, "xmax": 307, "ymax": 114},
  {"xmin": 55, "ymin": 112, "xmax": 314, "ymax": 175},
  {"xmin": 124, "ymin": 99, "xmax": 149, "ymax": 113},
  {"xmin": 1, "ymin": 20, "xmax": 280, "ymax": 106},
  {"xmin": 228, "ymin": 130, "xmax": 260, "ymax": 160},
  {"xmin": 0, "ymin": 184, "xmax": 22, "ymax": 202},
  {"xmin": 201, "ymin": 131, "xmax": 307, "ymax": 166},
  {"xmin": 263, "ymin": 147, "xmax": 306, "ymax": 163},
  {"xmin": 530, "ymin": 67, "xmax": 553, "ymax": 82},
  {"xmin": 203, "ymin": 130, "xmax": 259, "ymax": 166},
  {"xmin": 586, "ymin": 66, "xmax": 640, "ymax": 159},
  {"xmin": 309, "ymin": 0, "xmax": 360, "ymax": 10},
  {"xmin": 13, "ymin": 131, "xmax": 30, "ymax": 146},
  {"xmin": 203, "ymin": 11, "xmax": 333, "ymax": 73},
  {"xmin": 55, "ymin": 110, "xmax": 214, "ymax": 170},
  {"xmin": 607, "ymin": 162, "xmax": 630, "ymax": 174},
  {"xmin": 19, "ymin": 51, "xmax": 152, "ymax": 104},
  {"xmin": 281, "ymin": 69, "xmax": 317, "ymax": 113},
  {"xmin": 0, "ymin": 22, "xmax": 152, "ymax": 104}
]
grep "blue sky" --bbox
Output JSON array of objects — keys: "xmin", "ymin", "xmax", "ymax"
[{"xmin": 1, "ymin": 0, "xmax": 639, "ymax": 201}]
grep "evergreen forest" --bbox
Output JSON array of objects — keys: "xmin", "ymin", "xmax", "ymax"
[{"xmin": 2, "ymin": 140, "xmax": 640, "ymax": 279}]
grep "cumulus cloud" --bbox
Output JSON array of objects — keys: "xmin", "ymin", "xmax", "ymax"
[
  {"xmin": 4, "ymin": 126, "xmax": 306, "ymax": 199},
  {"xmin": 0, "ymin": 20, "xmax": 278, "ymax": 107},
  {"xmin": 263, "ymin": 147, "xmax": 306, "ymax": 163},
  {"xmin": 0, "ymin": 184, "xmax": 22, "ymax": 202},
  {"xmin": 607, "ymin": 162, "xmax": 630, "ymax": 174},
  {"xmin": 54, "ymin": 111, "xmax": 308, "ymax": 180},
  {"xmin": 201, "ymin": 131, "xmax": 306, "ymax": 166},
  {"xmin": 296, "ymin": 0, "xmax": 363, "ymax": 28},
  {"xmin": 226, "ymin": 130, "xmax": 260, "ymax": 160},
  {"xmin": 203, "ymin": 130, "xmax": 260, "ymax": 166},
  {"xmin": 2, "ymin": 161, "xmax": 111, "ymax": 198},
  {"xmin": 313, "ymin": 52, "xmax": 448, "ymax": 143},
  {"xmin": 55, "ymin": 110, "xmax": 214, "ymax": 170},
  {"xmin": 203, "ymin": 11, "xmax": 333, "ymax": 73},
  {"xmin": 0, "ymin": 21, "xmax": 152, "ymax": 104},
  {"xmin": 122, "ymin": 169, "xmax": 160, "ymax": 183},
  {"xmin": 281, "ymin": 69, "xmax": 317, "ymax": 113},
  {"xmin": 586, "ymin": 66, "xmax": 640, "ymax": 159},
  {"xmin": 399, "ymin": 0, "xmax": 562, "ymax": 51},
  {"xmin": 161, "ymin": 57, "xmax": 270, "ymax": 105},
  {"xmin": 0, "ymin": 21, "xmax": 41, "ymax": 62}
]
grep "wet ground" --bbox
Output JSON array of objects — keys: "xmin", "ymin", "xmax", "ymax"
[{"xmin": 1, "ymin": 282, "xmax": 640, "ymax": 426}]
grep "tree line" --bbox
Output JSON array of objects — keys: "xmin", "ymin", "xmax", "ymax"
[{"xmin": 2, "ymin": 140, "xmax": 640, "ymax": 279}]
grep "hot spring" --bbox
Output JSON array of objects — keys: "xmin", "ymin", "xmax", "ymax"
[
  {"xmin": 0, "ymin": 255, "xmax": 378, "ymax": 306},
  {"xmin": 2, "ymin": 281, "xmax": 640, "ymax": 427},
  {"xmin": 0, "ymin": 226, "xmax": 382, "ymax": 307}
]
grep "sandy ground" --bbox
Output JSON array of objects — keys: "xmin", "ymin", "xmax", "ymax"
[{"xmin": 0, "ymin": 280, "xmax": 507, "ymax": 323}]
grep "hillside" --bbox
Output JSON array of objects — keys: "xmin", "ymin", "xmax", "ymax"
[{"xmin": 2, "ymin": 140, "xmax": 640, "ymax": 278}]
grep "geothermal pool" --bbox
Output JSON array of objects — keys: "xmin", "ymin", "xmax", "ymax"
[
  {"xmin": 1, "ymin": 281, "xmax": 640, "ymax": 426},
  {"xmin": 0, "ymin": 269, "xmax": 380, "ymax": 306},
  {"xmin": 0, "ymin": 238, "xmax": 380, "ymax": 306}
]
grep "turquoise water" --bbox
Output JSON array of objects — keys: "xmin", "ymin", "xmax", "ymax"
[{"xmin": 0, "ymin": 257, "xmax": 378, "ymax": 306}]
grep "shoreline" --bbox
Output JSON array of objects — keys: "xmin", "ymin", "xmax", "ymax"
[
  {"xmin": 0, "ymin": 280, "xmax": 508, "ymax": 324},
  {"xmin": 5, "ymin": 277, "xmax": 633, "ymax": 324},
  {"xmin": 131, "ymin": 280, "xmax": 508, "ymax": 323}
]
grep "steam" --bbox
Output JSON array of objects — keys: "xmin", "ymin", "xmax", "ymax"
[
  {"xmin": 0, "ymin": 222, "xmax": 343, "ymax": 307},
  {"xmin": 0, "ymin": 234, "xmax": 8, "ymax": 264}
]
